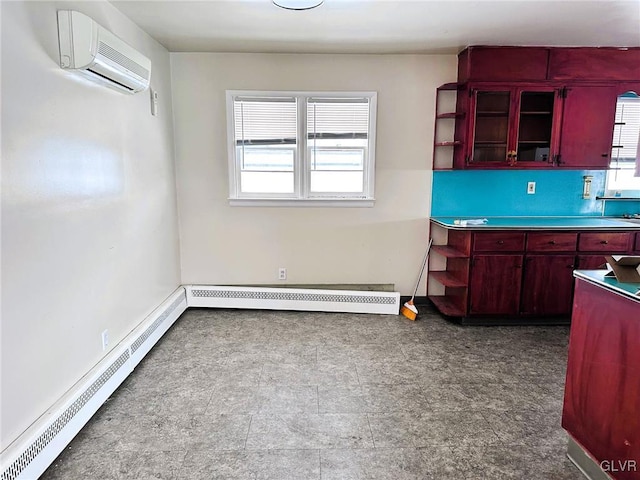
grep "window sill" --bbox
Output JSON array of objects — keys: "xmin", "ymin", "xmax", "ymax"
[{"xmin": 228, "ymin": 198, "xmax": 375, "ymax": 207}]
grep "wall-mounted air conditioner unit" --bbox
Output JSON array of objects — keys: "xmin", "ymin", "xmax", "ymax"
[{"xmin": 57, "ymin": 10, "xmax": 151, "ymax": 94}]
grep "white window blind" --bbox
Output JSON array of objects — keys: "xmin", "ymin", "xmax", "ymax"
[
  {"xmin": 607, "ymin": 93, "xmax": 640, "ymax": 192},
  {"xmin": 233, "ymin": 97, "xmax": 297, "ymax": 195},
  {"xmin": 234, "ymin": 97, "xmax": 297, "ymax": 145},
  {"xmin": 307, "ymin": 98, "xmax": 370, "ymax": 194},
  {"xmin": 611, "ymin": 96, "xmax": 640, "ymax": 166}
]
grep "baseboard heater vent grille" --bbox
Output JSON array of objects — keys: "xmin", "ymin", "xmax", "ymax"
[
  {"xmin": 131, "ymin": 295, "xmax": 186, "ymax": 354},
  {"xmin": 187, "ymin": 285, "xmax": 400, "ymax": 315},
  {"xmin": 0, "ymin": 351, "xmax": 130, "ymax": 480},
  {"xmin": 0, "ymin": 288, "xmax": 187, "ymax": 480}
]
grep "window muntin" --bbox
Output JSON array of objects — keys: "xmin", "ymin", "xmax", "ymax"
[{"xmin": 227, "ymin": 91, "xmax": 376, "ymax": 204}]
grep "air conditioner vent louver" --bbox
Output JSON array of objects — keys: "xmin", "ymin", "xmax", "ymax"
[{"xmin": 97, "ymin": 41, "xmax": 149, "ymax": 80}]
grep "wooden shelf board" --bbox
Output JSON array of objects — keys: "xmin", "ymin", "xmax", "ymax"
[
  {"xmin": 436, "ymin": 112, "xmax": 464, "ymax": 119},
  {"xmin": 429, "ymin": 295, "xmax": 465, "ymax": 317},
  {"xmin": 475, "ymin": 141, "xmax": 507, "ymax": 145},
  {"xmin": 437, "ymin": 82, "xmax": 459, "ymax": 91},
  {"xmin": 430, "ymin": 271, "xmax": 467, "ymax": 288},
  {"xmin": 432, "ymin": 245, "xmax": 469, "ymax": 258},
  {"xmin": 520, "ymin": 111, "xmax": 553, "ymax": 115},
  {"xmin": 477, "ymin": 111, "xmax": 509, "ymax": 116}
]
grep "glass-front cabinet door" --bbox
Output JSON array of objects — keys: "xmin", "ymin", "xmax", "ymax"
[
  {"xmin": 514, "ymin": 87, "xmax": 561, "ymax": 165},
  {"xmin": 469, "ymin": 88, "xmax": 511, "ymax": 165},
  {"xmin": 467, "ymin": 86, "xmax": 561, "ymax": 168}
]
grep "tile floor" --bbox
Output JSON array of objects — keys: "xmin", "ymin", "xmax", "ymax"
[{"xmin": 41, "ymin": 307, "xmax": 583, "ymax": 479}]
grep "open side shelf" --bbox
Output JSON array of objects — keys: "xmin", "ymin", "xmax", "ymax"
[
  {"xmin": 430, "ymin": 271, "xmax": 468, "ymax": 288},
  {"xmin": 433, "ymin": 82, "xmax": 462, "ymax": 170},
  {"xmin": 432, "ymin": 245, "xmax": 469, "ymax": 258},
  {"xmin": 428, "ymin": 295, "xmax": 466, "ymax": 317}
]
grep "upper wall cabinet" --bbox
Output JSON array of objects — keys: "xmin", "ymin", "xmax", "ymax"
[
  {"xmin": 458, "ymin": 47, "xmax": 550, "ymax": 83},
  {"xmin": 548, "ymin": 48, "xmax": 640, "ymax": 81},
  {"xmin": 455, "ymin": 86, "xmax": 562, "ymax": 168},
  {"xmin": 441, "ymin": 46, "xmax": 640, "ymax": 170}
]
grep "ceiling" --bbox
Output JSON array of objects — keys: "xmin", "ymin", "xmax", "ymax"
[{"xmin": 111, "ymin": 0, "xmax": 640, "ymax": 54}]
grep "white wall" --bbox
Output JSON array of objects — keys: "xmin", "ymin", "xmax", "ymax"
[
  {"xmin": 1, "ymin": 1, "xmax": 180, "ymax": 448},
  {"xmin": 172, "ymin": 53, "xmax": 456, "ymax": 294}
]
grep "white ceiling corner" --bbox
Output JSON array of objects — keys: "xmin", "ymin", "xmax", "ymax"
[{"xmin": 110, "ymin": 0, "xmax": 640, "ymax": 54}]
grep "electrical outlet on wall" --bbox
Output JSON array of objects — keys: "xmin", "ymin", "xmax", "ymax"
[
  {"xmin": 101, "ymin": 330, "xmax": 109, "ymax": 351},
  {"xmin": 278, "ymin": 268, "xmax": 287, "ymax": 280},
  {"xmin": 527, "ymin": 182, "xmax": 536, "ymax": 194}
]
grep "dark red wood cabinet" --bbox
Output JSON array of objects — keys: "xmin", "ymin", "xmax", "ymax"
[
  {"xmin": 557, "ymin": 86, "xmax": 618, "ymax": 168},
  {"xmin": 549, "ymin": 47, "xmax": 640, "ymax": 81},
  {"xmin": 445, "ymin": 46, "xmax": 640, "ymax": 170},
  {"xmin": 460, "ymin": 86, "xmax": 562, "ymax": 168},
  {"xmin": 428, "ymin": 222, "xmax": 640, "ymax": 324},
  {"xmin": 520, "ymin": 255, "xmax": 575, "ymax": 315},
  {"xmin": 458, "ymin": 46, "xmax": 550, "ymax": 83},
  {"xmin": 563, "ymin": 278, "xmax": 640, "ymax": 480},
  {"xmin": 469, "ymin": 254, "xmax": 523, "ymax": 315}
]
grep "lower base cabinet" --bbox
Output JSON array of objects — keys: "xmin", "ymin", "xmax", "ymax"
[
  {"xmin": 521, "ymin": 255, "xmax": 576, "ymax": 316},
  {"xmin": 469, "ymin": 255, "xmax": 522, "ymax": 315},
  {"xmin": 428, "ymin": 222, "xmax": 639, "ymax": 324}
]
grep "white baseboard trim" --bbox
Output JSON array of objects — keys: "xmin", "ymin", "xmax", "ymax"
[
  {"xmin": 185, "ymin": 285, "xmax": 400, "ymax": 315},
  {"xmin": 1, "ymin": 283, "xmax": 399, "ymax": 480},
  {"xmin": 0, "ymin": 288, "xmax": 187, "ymax": 480}
]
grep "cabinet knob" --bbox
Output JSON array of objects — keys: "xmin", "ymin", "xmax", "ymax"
[
  {"xmin": 549, "ymin": 240, "xmax": 557, "ymax": 245},
  {"xmin": 601, "ymin": 153, "xmax": 609, "ymax": 158},
  {"xmin": 497, "ymin": 240, "xmax": 505, "ymax": 245},
  {"xmin": 600, "ymin": 240, "xmax": 609, "ymax": 244},
  {"xmin": 568, "ymin": 264, "xmax": 575, "ymax": 269}
]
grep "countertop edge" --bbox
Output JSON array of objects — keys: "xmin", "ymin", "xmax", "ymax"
[
  {"xmin": 574, "ymin": 270, "xmax": 640, "ymax": 302},
  {"xmin": 430, "ymin": 217, "xmax": 640, "ymax": 231}
]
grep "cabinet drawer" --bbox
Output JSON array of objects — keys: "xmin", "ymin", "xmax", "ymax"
[
  {"xmin": 636, "ymin": 233, "xmax": 640, "ymax": 252},
  {"xmin": 578, "ymin": 232, "xmax": 632, "ymax": 252},
  {"xmin": 527, "ymin": 233, "xmax": 578, "ymax": 252},
  {"xmin": 473, "ymin": 232, "xmax": 525, "ymax": 252}
]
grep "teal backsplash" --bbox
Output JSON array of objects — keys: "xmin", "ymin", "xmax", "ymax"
[{"xmin": 431, "ymin": 170, "xmax": 640, "ymax": 217}]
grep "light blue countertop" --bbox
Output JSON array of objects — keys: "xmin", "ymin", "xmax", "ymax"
[
  {"xmin": 574, "ymin": 270, "xmax": 640, "ymax": 301},
  {"xmin": 431, "ymin": 216, "xmax": 640, "ymax": 230}
]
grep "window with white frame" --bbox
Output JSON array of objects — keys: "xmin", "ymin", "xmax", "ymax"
[
  {"xmin": 226, "ymin": 91, "xmax": 377, "ymax": 205},
  {"xmin": 606, "ymin": 93, "xmax": 640, "ymax": 195}
]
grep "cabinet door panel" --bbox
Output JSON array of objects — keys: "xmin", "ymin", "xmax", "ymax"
[
  {"xmin": 576, "ymin": 255, "xmax": 607, "ymax": 270},
  {"xmin": 468, "ymin": 89, "xmax": 512, "ymax": 165},
  {"xmin": 549, "ymin": 48, "xmax": 640, "ymax": 81},
  {"xmin": 521, "ymin": 255, "xmax": 576, "ymax": 315},
  {"xmin": 459, "ymin": 47, "xmax": 549, "ymax": 83},
  {"xmin": 469, "ymin": 255, "xmax": 523, "ymax": 315},
  {"xmin": 558, "ymin": 86, "xmax": 617, "ymax": 168},
  {"xmin": 635, "ymin": 233, "xmax": 640, "ymax": 253}
]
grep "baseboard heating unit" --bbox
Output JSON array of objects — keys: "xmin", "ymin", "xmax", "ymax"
[
  {"xmin": 186, "ymin": 285, "xmax": 400, "ymax": 315},
  {"xmin": 0, "ymin": 288, "xmax": 187, "ymax": 480}
]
